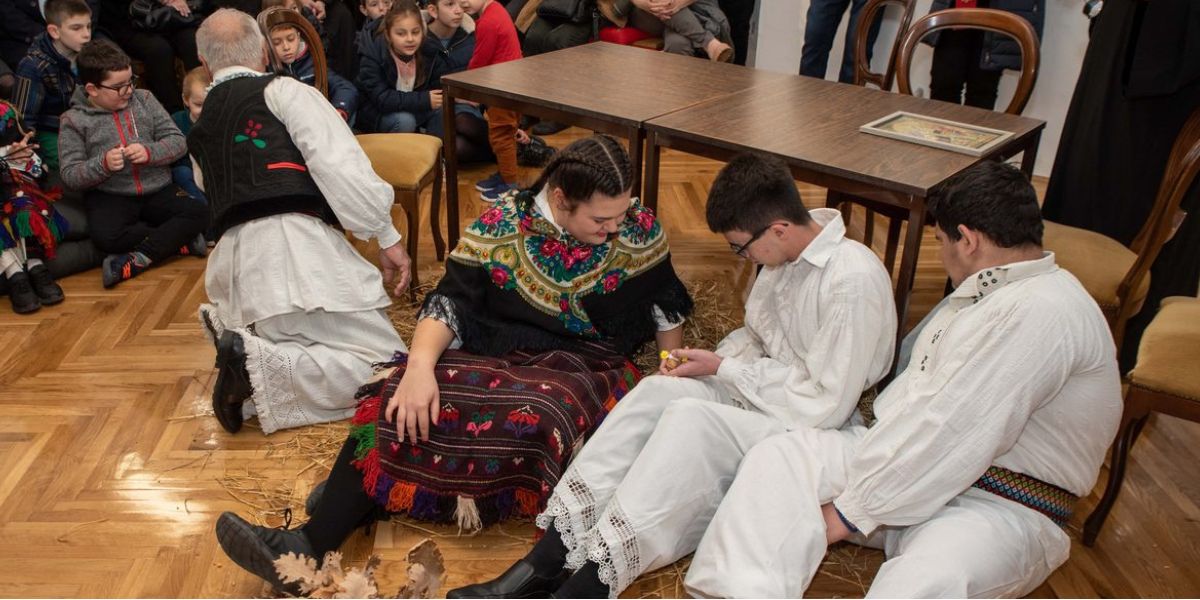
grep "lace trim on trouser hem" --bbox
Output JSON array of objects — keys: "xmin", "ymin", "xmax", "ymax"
[
  {"xmin": 535, "ymin": 465, "xmax": 600, "ymax": 572},
  {"xmin": 241, "ymin": 330, "xmax": 308, "ymax": 435},
  {"xmin": 587, "ymin": 497, "xmax": 639, "ymax": 599}
]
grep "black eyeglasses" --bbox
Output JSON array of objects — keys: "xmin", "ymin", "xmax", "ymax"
[
  {"xmin": 729, "ymin": 222, "xmax": 780, "ymax": 257},
  {"xmin": 97, "ymin": 75, "xmax": 138, "ymax": 94}
]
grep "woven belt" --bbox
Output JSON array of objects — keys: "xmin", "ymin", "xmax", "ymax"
[{"xmin": 970, "ymin": 465, "xmax": 1078, "ymax": 527}]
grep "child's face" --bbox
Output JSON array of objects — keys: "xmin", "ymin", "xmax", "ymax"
[
  {"xmin": 85, "ymin": 67, "xmax": 135, "ymax": 111},
  {"xmin": 386, "ymin": 14, "xmax": 424, "ymax": 57},
  {"xmin": 459, "ymin": 0, "xmax": 485, "ymax": 15},
  {"xmin": 428, "ymin": 0, "xmax": 463, "ymax": 30},
  {"xmin": 269, "ymin": 26, "xmax": 304, "ymax": 64},
  {"xmin": 183, "ymin": 82, "xmax": 207, "ymax": 122},
  {"xmin": 359, "ymin": 0, "xmax": 391, "ymax": 20},
  {"xmin": 48, "ymin": 14, "xmax": 92, "ymax": 54}
]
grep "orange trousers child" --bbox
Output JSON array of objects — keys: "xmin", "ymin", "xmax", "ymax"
[{"xmin": 487, "ymin": 107, "xmax": 520, "ymax": 183}]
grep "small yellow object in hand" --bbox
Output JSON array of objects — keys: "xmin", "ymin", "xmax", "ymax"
[{"xmin": 659, "ymin": 350, "xmax": 687, "ymax": 370}]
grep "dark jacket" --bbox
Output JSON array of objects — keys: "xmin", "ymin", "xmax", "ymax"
[
  {"xmin": 926, "ymin": 0, "xmax": 1044, "ymax": 72},
  {"xmin": 12, "ymin": 32, "xmax": 78, "ymax": 133},
  {"xmin": 0, "ymin": 0, "xmax": 100, "ymax": 69},
  {"xmin": 282, "ymin": 47, "xmax": 359, "ymax": 116},
  {"xmin": 356, "ymin": 17, "xmax": 475, "ymax": 131}
]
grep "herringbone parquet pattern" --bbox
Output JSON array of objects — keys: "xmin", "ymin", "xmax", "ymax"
[{"xmin": 1, "ymin": 130, "xmax": 1198, "ymax": 598}]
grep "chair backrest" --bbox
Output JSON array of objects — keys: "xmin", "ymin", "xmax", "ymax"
[
  {"xmin": 1115, "ymin": 105, "xmax": 1200, "ymax": 339},
  {"xmin": 853, "ymin": 0, "xmax": 917, "ymax": 91},
  {"xmin": 257, "ymin": 7, "xmax": 328, "ymax": 97},
  {"xmin": 895, "ymin": 8, "xmax": 1039, "ymax": 115}
]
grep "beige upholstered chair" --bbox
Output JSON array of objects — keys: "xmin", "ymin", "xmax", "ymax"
[
  {"xmin": 355, "ymin": 133, "xmax": 446, "ymax": 301},
  {"xmin": 1083, "ymin": 297, "xmax": 1200, "ymax": 547},
  {"xmin": 1043, "ymin": 104, "xmax": 1200, "ymax": 350}
]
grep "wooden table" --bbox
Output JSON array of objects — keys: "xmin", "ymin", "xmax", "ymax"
[
  {"xmin": 439, "ymin": 42, "xmax": 791, "ymax": 250},
  {"xmin": 643, "ymin": 76, "xmax": 1045, "ymax": 332}
]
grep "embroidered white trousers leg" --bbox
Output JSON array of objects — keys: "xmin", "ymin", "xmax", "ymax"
[{"xmin": 235, "ymin": 308, "xmax": 404, "ymax": 434}]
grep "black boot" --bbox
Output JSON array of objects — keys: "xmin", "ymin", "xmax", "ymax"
[
  {"xmin": 6, "ymin": 271, "xmax": 40, "ymax": 314},
  {"xmin": 531, "ymin": 121, "xmax": 568, "ymax": 136},
  {"xmin": 304, "ymin": 479, "xmax": 327, "ymax": 516},
  {"xmin": 213, "ymin": 330, "xmax": 252, "ymax": 433},
  {"xmin": 215, "ymin": 511, "xmax": 317, "ymax": 594},
  {"xmin": 446, "ymin": 560, "xmax": 569, "ymax": 599},
  {"xmin": 26, "ymin": 264, "xmax": 64, "ymax": 305}
]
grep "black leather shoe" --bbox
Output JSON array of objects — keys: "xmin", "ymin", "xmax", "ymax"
[
  {"xmin": 215, "ymin": 511, "xmax": 316, "ymax": 594},
  {"xmin": 530, "ymin": 121, "xmax": 568, "ymax": 136},
  {"xmin": 304, "ymin": 479, "xmax": 327, "ymax": 516},
  {"xmin": 213, "ymin": 330, "xmax": 252, "ymax": 433},
  {"xmin": 446, "ymin": 560, "xmax": 568, "ymax": 599},
  {"xmin": 6, "ymin": 271, "xmax": 40, "ymax": 314},
  {"xmin": 27, "ymin": 264, "xmax": 64, "ymax": 305},
  {"xmin": 200, "ymin": 307, "xmax": 220, "ymax": 352}
]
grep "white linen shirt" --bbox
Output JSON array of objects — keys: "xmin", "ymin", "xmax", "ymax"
[
  {"xmin": 198, "ymin": 67, "xmax": 401, "ymax": 325},
  {"xmin": 713, "ymin": 208, "xmax": 897, "ymax": 430},
  {"xmin": 835, "ymin": 252, "xmax": 1123, "ymax": 535}
]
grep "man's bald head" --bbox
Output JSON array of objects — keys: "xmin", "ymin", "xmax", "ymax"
[{"xmin": 196, "ymin": 8, "xmax": 268, "ymax": 74}]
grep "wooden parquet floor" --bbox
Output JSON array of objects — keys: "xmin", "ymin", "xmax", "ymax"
[{"xmin": 2, "ymin": 128, "xmax": 1199, "ymax": 598}]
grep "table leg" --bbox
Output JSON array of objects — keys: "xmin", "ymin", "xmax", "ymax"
[
  {"xmin": 444, "ymin": 89, "xmax": 461, "ymax": 253},
  {"xmin": 1019, "ymin": 131, "xmax": 1042, "ymax": 178},
  {"xmin": 643, "ymin": 131, "xmax": 662, "ymax": 212},
  {"xmin": 628, "ymin": 126, "xmax": 644, "ymax": 200},
  {"xmin": 893, "ymin": 196, "xmax": 926, "ymax": 345}
]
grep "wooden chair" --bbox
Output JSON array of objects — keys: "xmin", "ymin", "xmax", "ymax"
[
  {"xmin": 830, "ymin": 8, "xmax": 1040, "ymax": 274},
  {"xmin": 1043, "ymin": 104, "xmax": 1200, "ymax": 351},
  {"xmin": 1083, "ymin": 297, "xmax": 1200, "ymax": 547},
  {"xmin": 852, "ymin": 0, "xmax": 918, "ymax": 91},
  {"xmin": 355, "ymin": 133, "xmax": 446, "ymax": 302},
  {"xmin": 257, "ymin": 7, "xmax": 327, "ymax": 96}
]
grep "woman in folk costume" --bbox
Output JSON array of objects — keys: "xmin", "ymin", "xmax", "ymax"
[
  {"xmin": 0, "ymin": 100, "xmax": 68, "ymax": 314},
  {"xmin": 214, "ymin": 134, "xmax": 694, "ymax": 591}
]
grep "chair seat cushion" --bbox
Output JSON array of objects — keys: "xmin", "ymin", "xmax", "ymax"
[
  {"xmin": 1130, "ymin": 296, "xmax": 1200, "ymax": 400},
  {"xmin": 355, "ymin": 133, "xmax": 442, "ymax": 190},
  {"xmin": 1043, "ymin": 220, "xmax": 1149, "ymax": 315},
  {"xmin": 598, "ymin": 26, "xmax": 653, "ymax": 45}
]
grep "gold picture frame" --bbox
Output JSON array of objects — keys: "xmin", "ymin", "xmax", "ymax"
[{"xmin": 859, "ymin": 111, "xmax": 1014, "ymax": 156}]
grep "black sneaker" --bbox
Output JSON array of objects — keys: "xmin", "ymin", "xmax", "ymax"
[
  {"xmin": 26, "ymin": 264, "xmax": 64, "ymax": 305},
  {"xmin": 179, "ymin": 234, "xmax": 208, "ymax": 258},
  {"xmin": 101, "ymin": 253, "xmax": 149, "ymax": 289},
  {"xmin": 213, "ymin": 330, "xmax": 253, "ymax": 433},
  {"xmin": 215, "ymin": 511, "xmax": 316, "ymax": 594},
  {"xmin": 531, "ymin": 120, "xmax": 569, "ymax": 136},
  {"xmin": 5, "ymin": 271, "xmax": 40, "ymax": 314}
]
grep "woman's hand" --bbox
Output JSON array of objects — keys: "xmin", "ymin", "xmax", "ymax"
[
  {"xmin": 385, "ymin": 366, "xmax": 441, "ymax": 443},
  {"xmin": 662, "ymin": 347, "xmax": 722, "ymax": 378},
  {"xmin": 163, "ymin": 0, "xmax": 192, "ymax": 17},
  {"xmin": 1, "ymin": 131, "xmax": 37, "ymax": 161}
]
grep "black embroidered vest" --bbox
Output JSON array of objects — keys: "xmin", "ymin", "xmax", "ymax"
[{"xmin": 188, "ymin": 74, "xmax": 336, "ymax": 238}]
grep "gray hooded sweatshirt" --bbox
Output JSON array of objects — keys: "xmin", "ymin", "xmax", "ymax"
[{"xmin": 58, "ymin": 87, "xmax": 186, "ymax": 195}]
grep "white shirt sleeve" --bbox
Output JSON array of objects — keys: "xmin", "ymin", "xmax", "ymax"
[
  {"xmin": 264, "ymin": 76, "xmax": 402, "ymax": 249},
  {"xmin": 834, "ymin": 302, "xmax": 1072, "ymax": 535},
  {"xmin": 651, "ymin": 304, "xmax": 686, "ymax": 331},
  {"xmin": 714, "ymin": 273, "xmax": 893, "ymax": 430},
  {"xmin": 713, "ymin": 327, "xmax": 765, "ymax": 362}
]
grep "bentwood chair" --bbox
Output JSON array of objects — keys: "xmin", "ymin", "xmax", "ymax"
[
  {"xmin": 830, "ymin": 8, "xmax": 1040, "ymax": 274},
  {"xmin": 1083, "ymin": 297, "xmax": 1200, "ymax": 546},
  {"xmin": 1044, "ymin": 104, "xmax": 1200, "ymax": 350},
  {"xmin": 852, "ymin": 0, "xmax": 918, "ymax": 91}
]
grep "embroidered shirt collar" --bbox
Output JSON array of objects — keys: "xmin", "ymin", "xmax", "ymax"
[
  {"xmin": 534, "ymin": 187, "xmax": 564, "ymax": 235},
  {"xmin": 795, "ymin": 208, "xmax": 847, "ymax": 268},
  {"xmin": 950, "ymin": 251, "xmax": 1058, "ymax": 306},
  {"xmin": 210, "ymin": 66, "xmax": 267, "ymax": 90}
]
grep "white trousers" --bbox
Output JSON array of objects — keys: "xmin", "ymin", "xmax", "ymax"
[
  {"xmin": 684, "ymin": 426, "xmax": 1072, "ymax": 598},
  {"xmin": 200, "ymin": 303, "xmax": 405, "ymax": 434},
  {"xmin": 537, "ymin": 375, "xmax": 787, "ymax": 598}
]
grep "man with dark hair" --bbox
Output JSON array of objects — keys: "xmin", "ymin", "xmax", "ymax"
[
  {"xmin": 448, "ymin": 153, "xmax": 896, "ymax": 599},
  {"xmin": 683, "ymin": 160, "xmax": 1122, "ymax": 597}
]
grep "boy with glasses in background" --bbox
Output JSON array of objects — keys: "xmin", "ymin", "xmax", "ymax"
[{"xmin": 57, "ymin": 39, "xmax": 208, "ymax": 288}]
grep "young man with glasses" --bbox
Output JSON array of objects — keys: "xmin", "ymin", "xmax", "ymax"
[
  {"xmin": 58, "ymin": 39, "xmax": 208, "ymax": 288},
  {"xmin": 448, "ymin": 153, "xmax": 897, "ymax": 599}
]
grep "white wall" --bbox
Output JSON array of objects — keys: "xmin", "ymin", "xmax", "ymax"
[{"xmin": 747, "ymin": 0, "xmax": 1090, "ymax": 177}]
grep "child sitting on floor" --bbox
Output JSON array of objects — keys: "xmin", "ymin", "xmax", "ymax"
[
  {"xmin": 461, "ymin": 0, "xmax": 523, "ymax": 201},
  {"xmin": 264, "ymin": 7, "xmax": 360, "ymax": 121},
  {"xmin": 0, "ymin": 100, "xmax": 68, "ymax": 314},
  {"xmin": 57, "ymin": 40, "xmax": 208, "ymax": 289},
  {"xmin": 171, "ymin": 67, "xmax": 209, "ymax": 206}
]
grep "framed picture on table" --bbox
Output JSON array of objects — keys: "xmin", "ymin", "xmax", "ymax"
[{"xmin": 860, "ymin": 111, "xmax": 1014, "ymax": 156}]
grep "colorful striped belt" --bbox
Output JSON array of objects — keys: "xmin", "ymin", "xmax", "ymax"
[{"xmin": 971, "ymin": 465, "xmax": 1078, "ymax": 527}]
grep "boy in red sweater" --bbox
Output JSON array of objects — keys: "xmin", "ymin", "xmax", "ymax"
[{"xmin": 463, "ymin": 0, "xmax": 522, "ymax": 201}]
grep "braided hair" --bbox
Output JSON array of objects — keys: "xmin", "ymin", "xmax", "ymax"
[{"xmin": 529, "ymin": 134, "xmax": 633, "ymax": 210}]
